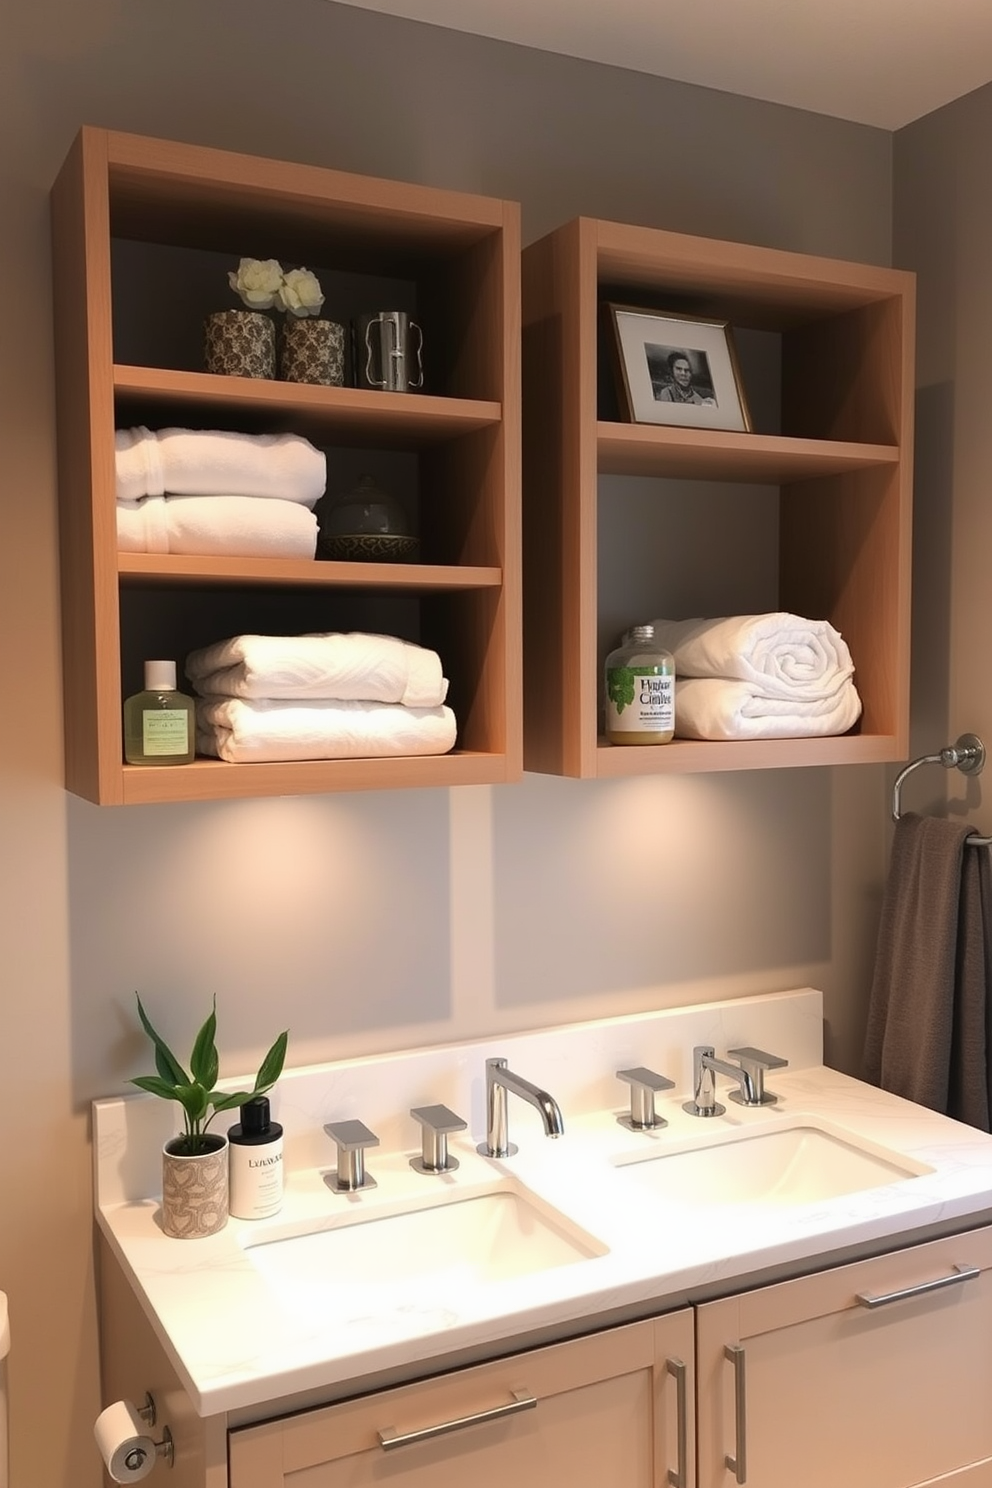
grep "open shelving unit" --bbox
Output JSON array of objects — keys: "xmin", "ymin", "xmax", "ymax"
[
  {"xmin": 521, "ymin": 215, "xmax": 915, "ymax": 777},
  {"xmin": 50, "ymin": 127, "xmax": 521, "ymax": 804}
]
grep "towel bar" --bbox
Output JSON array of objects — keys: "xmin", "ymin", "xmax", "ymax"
[{"xmin": 891, "ymin": 733, "xmax": 991, "ymax": 846}]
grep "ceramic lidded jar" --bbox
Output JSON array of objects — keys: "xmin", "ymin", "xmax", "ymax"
[{"xmin": 318, "ymin": 474, "xmax": 419, "ymax": 562}]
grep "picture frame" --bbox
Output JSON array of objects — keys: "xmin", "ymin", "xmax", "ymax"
[{"xmin": 606, "ymin": 304, "xmax": 752, "ymax": 432}]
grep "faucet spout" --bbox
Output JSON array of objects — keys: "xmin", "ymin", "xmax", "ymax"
[
  {"xmin": 682, "ymin": 1045, "xmax": 758, "ymax": 1117},
  {"xmin": 479, "ymin": 1057, "xmax": 564, "ymax": 1158}
]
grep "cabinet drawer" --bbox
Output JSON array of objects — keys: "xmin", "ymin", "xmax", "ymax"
[{"xmin": 229, "ymin": 1311, "xmax": 693, "ymax": 1487}]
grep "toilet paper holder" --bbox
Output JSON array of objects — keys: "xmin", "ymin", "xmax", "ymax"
[
  {"xmin": 131, "ymin": 1395, "xmax": 173, "ymax": 1473},
  {"xmin": 94, "ymin": 1392, "xmax": 174, "ymax": 1480}
]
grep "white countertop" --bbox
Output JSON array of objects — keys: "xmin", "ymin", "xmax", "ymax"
[{"xmin": 93, "ymin": 989, "xmax": 992, "ymax": 1419}]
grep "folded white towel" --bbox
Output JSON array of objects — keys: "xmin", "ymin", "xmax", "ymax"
[
  {"xmin": 115, "ymin": 427, "xmax": 326, "ymax": 507},
  {"xmin": 116, "ymin": 496, "xmax": 317, "ymax": 559},
  {"xmin": 649, "ymin": 612, "xmax": 855, "ymax": 700},
  {"xmin": 185, "ymin": 632, "xmax": 448, "ymax": 708},
  {"xmin": 195, "ymin": 697, "xmax": 457, "ymax": 763},
  {"xmin": 674, "ymin": 676, "xmax": 862, "ymax": 741}
]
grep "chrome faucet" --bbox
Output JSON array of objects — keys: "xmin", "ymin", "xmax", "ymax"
[
  {"xmin": 682, "ymin": 1044, "xmax": 788, "ymax": 1117},
  {"xmin": 477, "ymin": 1056, "xmax": 564, "ymax": 1158}
]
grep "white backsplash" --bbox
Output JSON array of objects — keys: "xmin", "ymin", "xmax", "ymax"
[{"xmin": 94, "ymin": 986, "xmax": 823, "ymax": 1207}]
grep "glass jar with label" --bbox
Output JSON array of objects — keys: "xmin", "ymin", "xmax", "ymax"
[
  {"xmin": 123, "ymin": 659, "xmax": 196, "ymax": 765},
  {"xmin": 605, "ymin": 624, "xmax": 675, "ymax": 745}
]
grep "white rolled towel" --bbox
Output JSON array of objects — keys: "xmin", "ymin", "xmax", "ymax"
[
  {"xmin": 116, "ymin": 496, "xmax": 318, "ymax": 559},
  {"xmin": 195, "ymin": 697, "xmax": 457, "ymax": 764},
  {"xmin": 185, "ymin": 632, "xmax": 448, "ymax": 708},
  {"xmin": 115, "ymin": 427, "xmax": 326, "ymax": 507},
  {"xmin": 674, "ymin": 676, "xmax": 862, "ymax": 741},
  {"xmin": 650, "ymin": 612, "xmax": 855, "ymax": 700}
]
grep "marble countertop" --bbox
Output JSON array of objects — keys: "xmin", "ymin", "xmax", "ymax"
[{"xmin": 92, "ymin": 989, "xmax": 992, "ymax": 1419}]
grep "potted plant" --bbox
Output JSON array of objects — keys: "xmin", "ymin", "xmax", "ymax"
[
  {"xmin": 131, "ymin": 993, "xmax": 288, "ymax": 1239},
  {"xmin": 203, "ymin": 258, "xmax": 342, "ymax": 385},
  {"xmin": 203, "ymin": 257, "xmax": 283, "ymax": 380},
  {"xmin": 271, "ymin": 264, "xmax": 346, "ymax": 387}
]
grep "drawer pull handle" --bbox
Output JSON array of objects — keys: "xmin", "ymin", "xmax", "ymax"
[
  {"xmin": 856, "ymin": 1263, "xmax": 979, "ymax": 1309},
  {"xmin": 725, "ymin": 1343, "xmax": 747, "ymax": 1484},
  {"xmin": 377, "ymin": 1388, "xmax": 537, "ymax": 1451},
  {"xmin": 666, "ymin": 1356, "xmax": 687, "ymax": 1488}
]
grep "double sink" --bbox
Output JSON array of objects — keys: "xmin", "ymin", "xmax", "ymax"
[
  {"xmin": 96, "ymin": 990, "xmax": 992, "ymax": 1415},
  {"xmin": 240, "ymin": 1070, "xmax": 931, "ymax": 1314}
]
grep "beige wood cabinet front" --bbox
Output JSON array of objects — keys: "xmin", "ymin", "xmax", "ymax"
[
  {"xmin": 696, "ymin": 1225, "xmax": 992, "ymax": 1488},
  {"xmin": 228, "ymin": 1312, "xmax": 695, "ymax": 1488},
  {"xmin": 96, "ymin": 1224, "xmax": 992, "ymax": 1487}
]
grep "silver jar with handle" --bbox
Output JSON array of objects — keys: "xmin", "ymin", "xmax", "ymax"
[{"xmin": 354, "ymin": 310, "xmax": 424, "ymax": 392}]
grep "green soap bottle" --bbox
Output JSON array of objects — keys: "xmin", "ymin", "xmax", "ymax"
[{"xmin": 123, "ymin": 659, "xmax": 196, "ymax": 765}]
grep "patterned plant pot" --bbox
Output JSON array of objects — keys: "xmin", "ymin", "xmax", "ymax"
[
  {"xmin": 279, "ymin": 317, "xmax": 346, "ymax": 386},
  {"xmin": 161, "ymin": 1134, "xmax": 229, "ymax": 1238},
  {"xmin": 204, "ymin": 310, "xmax": 276, "ymax": 379}
]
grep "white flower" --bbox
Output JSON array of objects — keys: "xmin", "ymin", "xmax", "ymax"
[
  {"xmin": 228, "ymin": 258, "xmax": 283, "ymax": 310},
  {"xmin": 277, "ymin": 267, "xmax": 324, "ymax": 318}
]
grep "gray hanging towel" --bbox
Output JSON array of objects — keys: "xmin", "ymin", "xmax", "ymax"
[{"xmin": 863, "ymin": 811, "xmax": 992, "ymax": 1131}]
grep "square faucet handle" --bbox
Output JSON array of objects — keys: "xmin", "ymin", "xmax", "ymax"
[
  {"xmin": 326, "ymin": 1118, "xmax": 380, "ymax": 1151},
  {"xmin": 411, "ymin": 1104, "xmax": 468, "ymax": 1135},
  {"xmin": 410, "ymin": 1104, "xmax": 467, "ymax": 1174},
  {"xmin": 727, "ymin": 1046, "xmax": 788, "ymax": 1107},
  {"xmin": 325, "ymin": 1118, "xmax": 379, "ymax": 1192},
  {"xmin": 617, "ymin": 1066, "xmax": 675, "ymax": 1131},
  {"xmin": 727, "ymin": 1046, "xmax": 788, "ymax": 1071}
]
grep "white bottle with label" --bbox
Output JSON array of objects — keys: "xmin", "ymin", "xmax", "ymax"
[
  {"xmin": 605, "ymin": 624, "xmax": 676, "ymax": 744},
  {"xmin": 227, "ymin": 1096, "xmax": 284, "ymax": 1220},
  {"xmin": 122, "ymin": 659, "xmax": 196, "ymax": 765}
]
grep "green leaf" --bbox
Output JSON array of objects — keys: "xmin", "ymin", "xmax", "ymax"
[
  {"xmin": 131, "ymin": 994, "xmax": 289, "ymax": 1140},
  {"xmin": 210, "ymin": 1089, "xmax": 258, "ymax": 1114},
  {"xmin": 134, "ymin": 994, "xmax": 188, "ymax": 1087},
  {"xmin": 174, "ymin": 1083, "xmax": 210, "ymax": 1126},
  {"xmin": 131, "ymin": 1074, "xmax": 184, "ymax": 1102},
  {"xmin": 254, "ymin": 1030, "xmax": 288, "ymax": 1093},
  {"xmin": 189, "ymin": 1001, "xmax": 219, "ymax": 1089}
]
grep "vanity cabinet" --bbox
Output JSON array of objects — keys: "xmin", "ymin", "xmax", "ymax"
[
  {"xmin": 696, "ymin": 1225, "xmax": 992, "ymax": 1488},
  {"xmin": 96, "ymin": 1224, "xmax": 992, "ymax": 1488},
  {"xmin": 228, "ymin": 1312, "xmax": 694, "ymax": 1488},
  {"xmin": 520, "ymin": 216, "xmax": 915, "ymax": 776},
  {"xmin": 49, "ymin": 127, "xmax": 521, "ymax": 805}
]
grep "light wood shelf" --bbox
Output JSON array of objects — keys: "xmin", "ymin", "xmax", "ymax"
[
  {"xmin": 117, "ymin": 554, "xmax": 501, "ymax": 591},
  {"xmin": 115, "ymin": 364, "xmax": 503, "ymax": 446},
  {"xmin": 50, "ymin": 127, "xmax": 522, "ymax": 804},
  {"xmin": 522, "ymin": 215, "xmax": 915, "ymax": 778}
]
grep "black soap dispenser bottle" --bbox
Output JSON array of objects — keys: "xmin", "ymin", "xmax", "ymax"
[{"xmin": 228, "ymin": 1096, "xmax": 284, "ymax": 1220}]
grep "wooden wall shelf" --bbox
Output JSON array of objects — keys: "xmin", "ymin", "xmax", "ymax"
[
  {"xmin": 522, "ymin": 215, "xmax": 915, "ymax": 778},
  {"xmin": 50, "ymin": 127, "xmax": 522, "ymax": 804}
]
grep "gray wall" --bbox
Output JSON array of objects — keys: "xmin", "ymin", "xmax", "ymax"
[
  {"xmin": 1, "ymin": 2, "xmax": 896, "ymax": 1481},
  {"xmin": 894, "ymin": 88, "xmax": 992, "ymax": 778}
]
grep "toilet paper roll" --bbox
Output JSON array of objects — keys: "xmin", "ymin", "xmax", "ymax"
[{"xmin": 93, "ymin": 1399, "xmax": 156, "ymax": 1483}]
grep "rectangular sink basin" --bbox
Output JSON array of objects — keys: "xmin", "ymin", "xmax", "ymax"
[
  {"xmin": 242, "ymin": 1182, "xmax": 606, "ymax": 1321},
  {"xmin": 614, "ymin": 1117, "xmax": 933, "ymax": 1208}
]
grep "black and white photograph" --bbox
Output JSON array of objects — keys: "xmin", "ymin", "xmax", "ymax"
[
  {"xmin": 648, "ymin": 345, "xmax": 716, "ymax": 405},
  {"xmin": 608, "ymin": 305, "xmax": 751, "ymax": 431}
]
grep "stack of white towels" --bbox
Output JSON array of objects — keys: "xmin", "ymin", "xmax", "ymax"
[
  {"xmin": 647, "ymin": 612, "xmax": 862, "ymax": 741},
  {"xmin": 185, "ymin": 632, "xmax": 457, "ymax": 763},
  {"xmin": 115, "ymin": 427, "xmax": 326, "ymax": 559}
]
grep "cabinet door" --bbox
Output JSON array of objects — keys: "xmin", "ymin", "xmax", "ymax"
[
  {"xmin": 696, "ymin": 1225, "xmax": 992, "ymax": 1488},
  {"xmin": 229, "ymin": 1311, "xmax": 693, "ymax": 1488}
]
